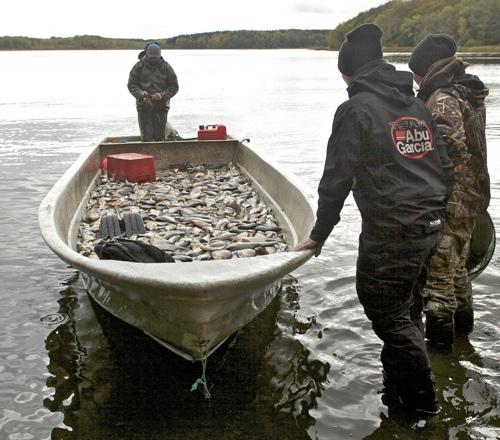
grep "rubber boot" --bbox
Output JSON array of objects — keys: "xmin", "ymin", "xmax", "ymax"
[
  {"xmin": 454, "ymin": 308, "xmax": 474, "ymax": 334},
  {"xmin": 425, "ymin": 315, "xmax": 455, "ymax": 347},
  {"xmin": 399, "ymin": 372, "xmax": 440, "ymax": 416},
  {"xmin": 409, "ymin": 390, "xmax": 441, "ymax": 416},
  {"xmin": 380, "ymin": 370, "xmax": 402, "ymax": 408},
  {"xmin": 412, "ymin": 314, "xmax": 425, "ymax": 337}
]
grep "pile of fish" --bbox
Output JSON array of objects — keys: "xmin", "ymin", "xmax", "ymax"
[{"xmin": 77, "ymin": 163, "xmax": 289, "ymax": 262}]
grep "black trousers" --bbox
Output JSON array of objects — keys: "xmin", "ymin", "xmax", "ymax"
[
  {"xmin": 356, "ymin": 226, "xmax": 440, "ymax": 394},
  {"xmin": 137, "ymin": 108, "xmax": 168, "ymax": 142}
]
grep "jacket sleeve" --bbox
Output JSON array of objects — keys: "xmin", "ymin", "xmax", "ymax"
[
  {"xmin": 430, "ymin": 117, "xmax": 454, "ymax": 198},
  {"xmin": 428, "ymin": 91, "xmax": 467, "ymax": 173},
  {"xmin": 127, "ymin": 63, "xmax": 143, "ymax": 99},
  {"xmin": 309, "ymin": 102, "xmax": 361, "ymax": 242},
  {"xmin": 161, "ymin": 63, "xmax": 179, "ymax": 100}
]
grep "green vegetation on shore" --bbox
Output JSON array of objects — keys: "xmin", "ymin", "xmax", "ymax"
[
  {"xmin": 0, "ymin": 30, "xmax": 329, "ymax": 51},
  {"xmin": 2, "ymin": 0, "xmax": 500, "ymax": 52},
  {"xmin": 0, "ymin": 35, "xmax": 150, "ymax": 51},
  {"xmin": 328, "ymin": 0, "xmax": 500, "ymax": 49},
  {"xmin": 167, "ymin": 30, "xmax": 329, "ymax": 49}
]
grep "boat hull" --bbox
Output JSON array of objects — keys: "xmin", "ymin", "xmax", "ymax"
[{"xmin": 39, "ymin": 136, "xmax": 315, "ymax": 360}]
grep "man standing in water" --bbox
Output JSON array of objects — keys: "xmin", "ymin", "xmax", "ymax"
[
  {"xmin": 409, "ymin": 35, "xmax": 490, "ymax": 347},
  {"xmin": 295, "ymin": 24, "xmax": 453, "ymax": 415},
  {"xmin": 128, "ymin": 42, "xmax": 179, "ymax": 142}
]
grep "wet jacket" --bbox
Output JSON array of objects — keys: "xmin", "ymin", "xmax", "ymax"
[
  {"xmin": 127, "ymin": 57, "xmax": 179, "ymax": 111},
  {"xmin": 310, "ymin": 59, "xmax": 454, "ymax": 242},
  {"xmin": 417, "ymin": 57, "xmax": 490, "ymax": 218}
]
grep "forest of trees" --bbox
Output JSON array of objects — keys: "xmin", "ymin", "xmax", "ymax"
[
  {"xmin": 168, "ymin": 29, "xmax": 329, "ymax": 49},
  {"xmin": 0, "ymin": 35, "xmax": 147, "ymax": 50},
  {"xmin": 0, "ymin": 30, "xmax": 330, "ymax": 51},
  {"xmin": 328, "ymin": 0, "xmax": 500, "ymax": 49},
  {"xmin": 2, "ymin": 1, "xmax": 499, "ymax": 51}
]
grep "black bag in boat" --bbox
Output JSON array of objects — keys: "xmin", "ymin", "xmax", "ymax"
[{"xmin": 95, "ymin": 238, "xmax": 175, "ymax": 263}]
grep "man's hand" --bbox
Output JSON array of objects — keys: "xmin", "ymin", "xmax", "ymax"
[
  {"xmin": 294, "ymin": 238, "xmax": 323, "ymax": 257},
  {"xmin": 151, "ymin": 92, "xmax": 163, "ymax": 102},
  {"xmin": 139, "ymin": 90, "xmax": 148, "ymax": 98}
]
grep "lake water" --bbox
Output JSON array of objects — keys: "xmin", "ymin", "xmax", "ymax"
[{"xmin": 0, "ymin": 49, "xmax": 499, "ymax": 440}]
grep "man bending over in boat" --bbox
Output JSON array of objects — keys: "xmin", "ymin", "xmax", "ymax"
[
  {"xmin": 295, "ymin": 23, "xmax": 453, "ymax": 415},
  {"xmin": 128, "ymin": 42, "xmax": 179, "ymax": 142}
]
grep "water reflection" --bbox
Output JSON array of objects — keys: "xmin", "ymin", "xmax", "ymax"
[
  {"xmin": 43, "ymin": 272, "xmax": 89, "ymax": 439},
  {"xmin": 44, "ymin": 275, "xmax": 331, "ymax": 440},
  {"xmin": 264, "ymin": 282, "xmax": 330, "ymax": 428},
  {"xmin": 2, "ymin": 49, "xmax": 498, "ymax": 439},
  {"xmin": 434, "ymin": 336, "xmax": 500, "ymax": 438},
  {"xmin": 386, "ymin": 53, "xmax": 500, "ymax": 65},
  {"xmin": 363, "ymin": 335, "xmax": 500, "ymax": 439}
]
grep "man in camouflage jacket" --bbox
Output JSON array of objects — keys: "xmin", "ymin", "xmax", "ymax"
[
  {"xmin": 409, "ymin": 35, "xmax": 490, "ymax": 346},
  {"xmin": 128, "ymin": 43, "xmax": 179, "ymax": 142}
]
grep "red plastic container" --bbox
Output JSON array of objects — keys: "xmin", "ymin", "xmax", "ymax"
[
  {"xmin": 197, "ymin": 124, "xmax": 227, "ymax": 141},
  {"xmin": 106, "ymin": 153, "xmax": 156, "ymax": 183}
]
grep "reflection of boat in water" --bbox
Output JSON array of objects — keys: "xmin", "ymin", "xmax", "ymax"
[
  {"xmin": 44, "ymin": 275, "xmax": 330, "ymax": 439},
  {"xmin": 39, "ymin": 135, "xmax": 315, "ymax": 361}
]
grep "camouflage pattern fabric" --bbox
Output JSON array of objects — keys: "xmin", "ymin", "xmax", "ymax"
[
  {"xmin": 128, "ymin": 58, "xmax": 179, "ymax": 110},
  {"xmin": 423, "ymin": 214, "xmax": 475, "ymax": 319},
  {"xmin": 418, "ymin": 57, "xmax": 490, "ymax": 218},
  {"xmin": 128, "ymin": 56, "xmax": 178, "ymax": 142},
  {"xmin": 418, "ymin": 57, "xmax": 490, "ymax": 323}
]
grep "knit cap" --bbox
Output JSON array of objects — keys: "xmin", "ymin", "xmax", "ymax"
[
  {"xmin": 338, "ymin": 23, "xmax": 383, "ymax": 76},
  {"xmin": 409, "ymin": 34, "xmax": 457, "ymax": 76},
  {"xmin": 146, "ymin": 43, "xmax": 161, "ymax": 58}
]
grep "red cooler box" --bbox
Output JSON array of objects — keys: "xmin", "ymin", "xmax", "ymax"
[
  {"xmin": 197, "ymin": 124, "xmax": 227, "ymax": 140},
  {"xmin": 106, "ymin": 153, "xmax": 156, "ymax": 183}
]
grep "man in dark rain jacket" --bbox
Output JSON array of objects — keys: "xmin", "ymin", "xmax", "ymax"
[
  {"xmin": 128, "ymin": 42, "xmax": 179, "ymax": 141},
  {"xmin": 409, "ymin": 35, "xmax": 490, "ymax": 347},
  {"xmin": 295, "ymin": 24, "xmax": 454, "ymax": 415}
]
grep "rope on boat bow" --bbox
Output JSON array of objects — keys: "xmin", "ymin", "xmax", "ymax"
[{"xmin": 190, "ymin": 342, "xmax": 211, "ymax": 399}]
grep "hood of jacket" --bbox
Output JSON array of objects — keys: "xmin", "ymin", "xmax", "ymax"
[
  {"xmin": 418, "ymin": 56, "xmax": 489, "ymax": 105},
  {"xmin": 347, "ymin": 59, "xmax": 415, "ymax": 107}
]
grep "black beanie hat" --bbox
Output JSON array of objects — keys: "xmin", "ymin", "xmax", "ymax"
[
  {"xmin": 338, "ymin": 23, "xmax": 383, "ymax": 76},
  {"xmin": 409, "ymin": 34, "xmax": 457, "ymax": 77}
]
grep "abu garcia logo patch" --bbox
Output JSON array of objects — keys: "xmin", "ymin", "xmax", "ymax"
[{"xmin": 389, "ymin": 116, "xmax": 434, "ymax": 159}]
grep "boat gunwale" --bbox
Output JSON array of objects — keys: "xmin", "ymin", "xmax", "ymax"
[{"xmin": 38, "ymin": 137, "xmax": 315, "ymax": 300}]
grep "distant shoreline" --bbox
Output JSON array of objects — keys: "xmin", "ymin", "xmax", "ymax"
[
  {"xmin": 384, "ymin": 46, "xmax": 500, "ymax": 55},
  {"xmin": 0, "ymin": 30, "xmax": 330, "ymax": 51},
  {"xmin": 2, "ymin": 32, "xmax": 500, "ymax": 54},
  {"xmin": 2, "ymin": 47, "xmax": 500, "ymax": 54}
]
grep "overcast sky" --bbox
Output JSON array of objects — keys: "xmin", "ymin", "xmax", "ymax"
[{"xmin": 2, "ymin": 0, "xmax": 388, "ymax": 39}]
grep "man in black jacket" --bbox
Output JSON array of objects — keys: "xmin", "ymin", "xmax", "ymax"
[
  {"xmin": 128, "ymin": 43, "xmax": 179, "ymax": 142},
  {"xmin": 295, "ymin": 24, "xmax": 454, "ymax": 415}
]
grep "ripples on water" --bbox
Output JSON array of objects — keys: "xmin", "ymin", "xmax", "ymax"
[{"xmin": 0, "ymin": 50, "xmax": 499, "ymax": 439}]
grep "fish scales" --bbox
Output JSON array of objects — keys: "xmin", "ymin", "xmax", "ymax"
[{"xmin": 77, "ymin": 163, "xmax": 289, "ymax": 260}]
